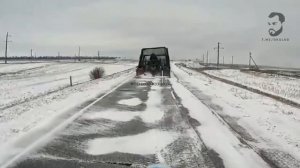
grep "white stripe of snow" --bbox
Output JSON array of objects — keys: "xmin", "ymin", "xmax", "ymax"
[
  {"xmin": 118, "ymin": 98, "xmax": 143, "ymax": 106},
  {"xmin": 86, "ymin": 129, "xmax": 178, "ymax": 155},
  {"xmin": 82, "ymin": 110, "xmax": 140, "ymax": 122}
]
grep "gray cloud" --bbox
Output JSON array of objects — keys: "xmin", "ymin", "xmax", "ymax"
[{"xmin": 0, "ymin": 0, "xmax": 299, "ymax": 68}]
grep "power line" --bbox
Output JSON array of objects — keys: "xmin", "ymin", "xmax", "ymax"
[{"xmin": 4, "ymin": 32, "xmax": 12, "ymax": 64}]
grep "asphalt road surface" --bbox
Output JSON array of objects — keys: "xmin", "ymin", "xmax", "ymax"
[{"xmin": 7, "ymin": 77, "xmax": 224, "ymax": 168}]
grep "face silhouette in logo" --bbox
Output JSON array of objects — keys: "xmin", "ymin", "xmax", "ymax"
[{"xmin": 268, "ymin": 12, "xmax": 285, "ymax": 36}]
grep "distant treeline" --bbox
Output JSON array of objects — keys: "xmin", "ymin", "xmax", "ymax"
[{"xmin": 0, "ymin": 56, "xmax": 117, "ymax": 60}]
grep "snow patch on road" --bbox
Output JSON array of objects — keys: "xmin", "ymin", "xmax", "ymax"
[
  {"xmin": 118, "ymin": 98, "xmax": 142, "ymax": 106},
  {"xmin": 82, "ymin": 110, "xmax": 140, "ymax": 122},
  {"xmin": 81, "ymin": 84, "xmax": 164, "ymax": 123},
  {"xmin": 141, "ymin": 85, "xmax": 164, "ymax": 123},
  {"xmin": 86, "ymin": 129, "xmax": 178, "ymax": 155}
]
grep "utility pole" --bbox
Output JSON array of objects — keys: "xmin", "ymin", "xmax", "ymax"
[
  {"xmin": 249, "ymin": 52, "xmax": 251, "ymax": 68},
  {"xmin": 30, "ymin": 49, "xmax": 33, "ymax": 62},
  {"xmin": 249, "ymin": 52, "xmax": 259, "ymax": 69},
  {"xmin": 214, "ymin": 42, "xmax": 224, "ymax": 68},
  {"xmin": 202, "ymin": 54, "xmax": 205, "ymax": 64},
  {"xmin": 78, "ymin": 46, "xmax": 81, "ymax": 61},
  {"xmin": 98, "ymin": 50, "xmax": 100, "ymax": 59},
  {"xmin": 206, "ymin": 50, "xmax": 209, "ymax": 65},
  {"xmin": 217, "ymin": 42, "xmax": 220, "ymax": 67},
  {"xmin": 4, "ymin": 32, "xmax": 12, "ymax": 64},
  {"xmin": 231, "ymin": 56, "xmax": 233, "ymax": 66},
  {"xmin": 58, "ymin": 52, "xmax": 60, "ymax": 57}
]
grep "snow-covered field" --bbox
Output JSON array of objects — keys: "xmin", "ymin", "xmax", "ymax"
[
  {"xmin": 205, "ymin": 69, "xmax": 300, "ymax": 104},
  {"xmin": 0, "ymin": 62, "xmax": 52, "ymax": 74},
  {"xmin": 0, "ymin": 62, "xmax": 134, "ymax": 108}
]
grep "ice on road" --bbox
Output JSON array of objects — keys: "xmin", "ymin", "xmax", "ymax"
[{"xmin": 118, "ymin": 98, "xmax": 143, "ymax": 106}]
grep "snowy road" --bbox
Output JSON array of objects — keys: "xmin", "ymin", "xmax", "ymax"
[{"xmin": 1, "ymin": 62, "xmax": 300, "ymax": 168}]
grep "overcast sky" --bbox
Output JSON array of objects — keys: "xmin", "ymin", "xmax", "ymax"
[{"xmin": 0, "ymin": 0, "xmax": 299, "ymax": 68}]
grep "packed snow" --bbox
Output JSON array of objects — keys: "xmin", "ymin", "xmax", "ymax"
[{"xmin": 141, "ymin": 85, "xmax": 165, "ymax": 123}]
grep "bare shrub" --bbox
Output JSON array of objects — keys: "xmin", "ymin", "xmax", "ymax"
[{"xmin": 89, "ymin": 67, "xmax": 105, "ymax": 80}]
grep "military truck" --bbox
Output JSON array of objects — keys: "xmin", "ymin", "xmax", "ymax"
[{"xmin": 136, "ymin": 47, "xmax": 170, "ymax": 77}]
